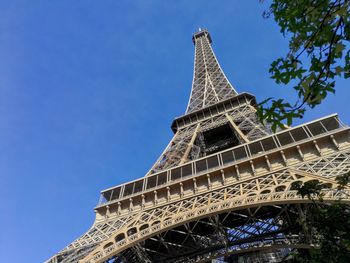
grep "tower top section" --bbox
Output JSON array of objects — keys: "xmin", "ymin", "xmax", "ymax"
[
  {"xmin": 186, "ymin": 29, "xmax": 238, "ymax": 114},
  {"xmin": 192, "ymin": 28, "xmax": 212, "ymax": 44}
]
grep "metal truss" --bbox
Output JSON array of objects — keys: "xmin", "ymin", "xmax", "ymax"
[
  {"xmin": 186, "ymin": 29, "xmax": 238, "ymax": 114},
  {"xmin": 148, "ymin": 103, "xmax": 271, "ymax": 174},
  {"xmin": 296, "ymin": 150, "xmax": 350, "ymax": 178},
  {"xmin": 110, "ymin": 205, "xmax": 308, "ymax": 263},
  {"xmin": 50, "ymin": 152, "xmax": 350, "ymax": 263},
  {"xmin": 46, "ymin": 29, "xmax": 350, "ymax": 263}
]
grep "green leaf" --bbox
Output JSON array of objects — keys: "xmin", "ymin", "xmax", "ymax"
[
  {"xmin": 334, "ymin": 42, "xmax": 345, "ymax": 54},
  {"xmin": 261, "ymin": 0, "xmax": 350, "ymax": 135}
]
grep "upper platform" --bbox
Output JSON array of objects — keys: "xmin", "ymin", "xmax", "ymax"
[{"xmin": 192, "ymin": 29, "xmax": 212, "ymax": 44}]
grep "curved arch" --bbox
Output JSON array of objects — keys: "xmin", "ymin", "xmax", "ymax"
[
  {"xmin": 139, "ymin": 224, "xmax": 149, "ymax": 231},
  {"xmin": 151, "ymin": 220, "xmax": 160, "ymax": 226},
  {"xmin": 274, "ymin": 185, "xmax": 286, "ymax": 192},
  {"xmin": 115, "ymin": 233, "xmax": 125, "ymax": 242},
  {"xmin": 260, "ymin": 189, "xmax": 271, "ymax": 194},
  {"xmin": 127, "ymin": 227, "xmax": 137, "ymax": 236},
  {"xmin": 103, "ymin": 242, "xmax": 114, "ymax": 250},
  {"xmin": 86, "ymin": 189, "xmax": 350, "ymax": 263}
]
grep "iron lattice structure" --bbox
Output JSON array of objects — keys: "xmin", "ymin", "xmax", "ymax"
[{"xmin": 47, "ymin": 29, "xmax": 350, "ymax": 263}]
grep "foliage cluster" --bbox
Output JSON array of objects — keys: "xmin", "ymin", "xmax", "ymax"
[
  {"xmin": 258, "ymin": 0, "xmax": 350, "ymax": 130},
  {"xmin": 290, "ymin": 173, "xmax": 350, "ymax": 262}
]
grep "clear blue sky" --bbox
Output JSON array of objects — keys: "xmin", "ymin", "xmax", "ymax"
[{"xmin": 0, "ymin": 1, "xmax": 348, "ymax": 262}]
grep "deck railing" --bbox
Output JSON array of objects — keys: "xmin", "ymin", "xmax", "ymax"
[{"xmin": 97, "ymin": 114, "xmax": 346, "ymax": 206}]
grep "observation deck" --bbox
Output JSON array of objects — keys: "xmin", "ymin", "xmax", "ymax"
[{"xmin": 95, "ymin": 114, "xmax": 349, "ymax": 219}]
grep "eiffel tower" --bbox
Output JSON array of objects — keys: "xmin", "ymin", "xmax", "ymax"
[{"xmin": 47, "ymin": 29, "xmax": 350, "ymax": 263}]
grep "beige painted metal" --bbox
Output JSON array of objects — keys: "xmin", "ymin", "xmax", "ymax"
[
  {"xmin": 186, "ymin": 29, "xmax": 238, "ymax": 113},
  {"xmin": 225, "ymin": 113, "xmax": 249, "ymax": 143},
  {"xmin": 47, "ymin": 130, "xmax": 350, "ymax": 262},
  {"xmin": 179, "ymin": 124, "xmax": 201, "ymax": 164},
  {"xmin": 82, "ymin": 166, "xmax": 350, "ymax": 263},
  {"xmin": 47, "ymin": 29, "xmax": 350, "ymax": 263}
]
